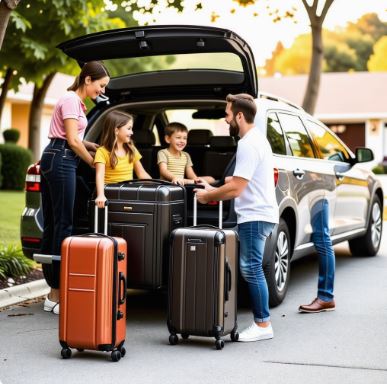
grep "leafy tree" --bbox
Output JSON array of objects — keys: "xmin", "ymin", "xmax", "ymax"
[
  {"xmin": 0, "ymin": 1, "xmax": 125, "ymax": 159},
  {"xmin": 264, "ymin": 41, "xmax": 285, "ymax": 77},
  {"xmin": 0, "ymin": 0, "xmax": 20, "ymax": 50},
  {"xmin": 368, "ymin": 36, "xmax": 387, "ymax": 72}
]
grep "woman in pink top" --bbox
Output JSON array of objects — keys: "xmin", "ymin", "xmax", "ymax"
[{"xmin": 40, "ymin": 61, "xmax": 110, "ymax": 315}]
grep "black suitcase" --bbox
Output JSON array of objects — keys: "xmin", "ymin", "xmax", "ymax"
[
  {"xmin": 102, "ymin": 180, "xmax": 185, "ymax": 289},
  {"xmin": 167, "ymin": 195, "xmax": 239, "ymax": 350}
]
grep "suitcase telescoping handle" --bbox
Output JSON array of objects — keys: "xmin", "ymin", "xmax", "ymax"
[
  {"xmin": 193, "ymin": 193, "xmax": 223, "ymax": 228},
  {"xmin": 94, "ymin": 201, "xmax": 109, "ymax": 235}
]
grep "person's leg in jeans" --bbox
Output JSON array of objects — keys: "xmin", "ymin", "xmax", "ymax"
[
  {"xmin": 238, "ymin": 221, "xmax": 275, "ymax": 341},
  {"xmin": 40, "ymin": 145, "xmax": 77, "ymax": 309},
  {"xmin": 299, "ymin": 199, "xmax": 335, "ymax": 313},
  {"xmin": 311, "ymin": 199, "xmax": 335, "ymax": 301}
]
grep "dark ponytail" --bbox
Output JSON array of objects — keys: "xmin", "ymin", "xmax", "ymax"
[{"xmin": 67, "ymin": 61, "xmax": 109, "ymax": 92}]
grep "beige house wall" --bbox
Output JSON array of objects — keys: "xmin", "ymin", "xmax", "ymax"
[{"xmin": 11, "ymin": 103, "xmax": 30, "ymax": 148}]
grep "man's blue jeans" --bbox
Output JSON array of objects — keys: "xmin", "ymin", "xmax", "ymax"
[
  {"xmin": 311, "ymin": 199, "xmax": 335, "ymax": 301},
  {"xmin": 40, "ymin": 138, "xmax": 79, "ymax": 289},
  {"xmin": 238, "ymin": 221, "xmax": 275, "ymax": 323}
]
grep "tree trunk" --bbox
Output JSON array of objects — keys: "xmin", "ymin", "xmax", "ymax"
[
  {"xmin": 302, "ymin": 23, "xmax": 323, "ymax": 114},
  {"xmin": 28, "ymin": 72, "xmax": 56, "ymax": 161},
  {"xmin": 0, "ymin": 67, "xmax": 13, "ymax": 127},
  {"xmin": 0, "ymin": 0, "xmax": 21, "ymax": 50}
]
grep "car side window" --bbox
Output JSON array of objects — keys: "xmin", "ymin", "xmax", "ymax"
[
  {"xmin": 278, "ymin": 113, "xmax": 315, "ymax": 158},
  {"xmin": 266, "ymin": 112, "xmax": 286, "ymax": 155},
  {"xmin": 306, "ymin": 120, "xmax": 350, "ymax": 162}
]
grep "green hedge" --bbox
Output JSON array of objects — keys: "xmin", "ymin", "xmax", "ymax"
[
  {"xmin": 0, "ymin": 143, "xmax": 32, "ymax": 190},
  {"xmin": 3, "ymin": 128, "xmax": 20, "ymax": 143}
]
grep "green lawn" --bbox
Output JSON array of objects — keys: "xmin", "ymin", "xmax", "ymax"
[{"xmin": 0, "ymin": 190, "xmax": 25, "ymax": 245}]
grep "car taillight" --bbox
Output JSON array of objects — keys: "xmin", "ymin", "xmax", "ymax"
[
  {"xmin": 25, "ymin": 162, "xmax": 41, "ymax": 192},
  {"xmin": 274, "ymin": 168, "xmax": 279, "ymax": 187}
]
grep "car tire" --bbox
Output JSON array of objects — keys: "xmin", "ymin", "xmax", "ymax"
[
  {"xmin": 264, "ymin": 218, "xmax": 291, "ymax": 307},
  {"xmin": 348, "ymin": 195, "xmax": 382, "ymax": 257},
  {"xmin": 42, "ymin": 263, "xmax": 55, "ymax": 287}
]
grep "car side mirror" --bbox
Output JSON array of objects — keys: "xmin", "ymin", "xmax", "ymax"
[{"xmin": 355, "ymin": 147, "xmax": 374, "ymax": 163}]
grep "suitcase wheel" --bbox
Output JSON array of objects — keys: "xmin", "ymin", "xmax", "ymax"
[
  {"xmin": 231, "ymin": 330, "xmax": 239, "ymax": 342},
  {"xmin": 111, "ymin": 350, "xmax": 122, "ymax": 362},
  {"xmin": 181, "ymin": 333, "xmax": 189, "ymax": 340},
  {"xmin": 120, "ymin": 347, "xmax": 126, "ymax": 358},
  {"xmin": 215, "ymin": 339, "xmax": 225, "ymax": 350},
  {"xmin": 76, "ymin": 348, "xmax": 84, "ymax": 352},
  {"xmin": 61, "ymin": 348, "xmax": 72, "ymax": 359},
  {"xmin": 169, "ymin": 334, "xmax": 178, "ymax": 345}
]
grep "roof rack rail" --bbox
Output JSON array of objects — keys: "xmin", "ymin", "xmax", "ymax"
[{"xmin": 259, "ymin": 91, "xmax": 303, "ymax": 111}]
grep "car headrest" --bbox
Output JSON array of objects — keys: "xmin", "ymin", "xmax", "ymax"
[
  {"xmin": 209, "ymin": 136, "xmax": 236, "ymax": 148},
  {"xmin": 187, "ymin": 129, "xmax": 213, "ymax": 145},
  {"xmin": 132, "ymin": 130, "xmax": 155, "ymax": 146}
]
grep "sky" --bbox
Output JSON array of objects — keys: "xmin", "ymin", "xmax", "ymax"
[{"xmin": 130, "ymin": 0, "xmax": 387, "ymax": 66}]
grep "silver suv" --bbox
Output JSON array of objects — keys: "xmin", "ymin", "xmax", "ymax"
[{"xmin": 21, "ymin": 25, "xmax": 383, "ymax": 306}]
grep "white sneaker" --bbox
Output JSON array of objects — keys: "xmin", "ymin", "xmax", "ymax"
[
  {"xmin": 238, "ymin": 322, "xmax": 273, "ymax": 342},
  {"xmin": 43, "ymin": 297, "xmax": 60, "ymax": 315}
]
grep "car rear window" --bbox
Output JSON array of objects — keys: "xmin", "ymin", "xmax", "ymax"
[
  {"xmin": 103, "ymin": 52, "xmax": 243, "ymax": 78},
  {"xmin": 165, "ymin": 109, "xmax": 229, "ymax": 136}
]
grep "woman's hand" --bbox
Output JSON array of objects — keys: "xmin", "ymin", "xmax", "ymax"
[{"xmin": 95, "ymin": 194, "xmax": 107, "ymax": 208}]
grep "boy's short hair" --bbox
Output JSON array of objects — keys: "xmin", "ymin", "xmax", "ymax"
[
  {"xmin": 164, "ymin": 122, "xmax": 188, "ymax": 137},
  {"xmin": 226, "ymin": 93, "xmax": 256, "ymax": 123}
]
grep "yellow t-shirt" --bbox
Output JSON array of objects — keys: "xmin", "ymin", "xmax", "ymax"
[{"xmin": 94, "ymin": 146, "xmax": 142, "ymax": 183}]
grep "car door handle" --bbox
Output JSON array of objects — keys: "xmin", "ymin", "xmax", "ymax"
[{"xmin": 293, "ymin": 168, "xmax": 305, "ymax": 180}]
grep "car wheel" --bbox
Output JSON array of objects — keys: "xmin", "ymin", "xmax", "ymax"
[
  {"xmin": 264, "ymin": 218, "xmax": 291, "ymax": 307},
  {"xmin": 348, "ymin": 195, "xmax": 382, "ymax": 257}
]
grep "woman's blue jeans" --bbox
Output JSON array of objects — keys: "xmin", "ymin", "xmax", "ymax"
[
  {"xmin": 238, "ymin": 221, "xmax": 275, "ymax": 323},
  {"xmin": 40, "ymin": 139, "xmax": 79, "ymax": 289},
  {"xmin": 311, "ymin": 199, "xmax": 335, "ymax": 301}
]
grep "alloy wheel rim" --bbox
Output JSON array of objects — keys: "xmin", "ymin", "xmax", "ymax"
[
  {"xmin": 274, "ymin": 231, "xmax": 289, "ymax": 292},
  {"xmin": 371, "ymin": 201, "xmax": 382, "ymax": 248}
]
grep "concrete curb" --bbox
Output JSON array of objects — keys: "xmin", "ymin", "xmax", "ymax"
[{"xmin": 0, "ymin": 279, "xmax": 50, "ymax": 309}]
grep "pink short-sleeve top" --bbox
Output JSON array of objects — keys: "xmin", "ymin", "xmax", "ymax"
[{"xmin": 48, "ymin": 91, "xmax": 87, "ymax": 140}]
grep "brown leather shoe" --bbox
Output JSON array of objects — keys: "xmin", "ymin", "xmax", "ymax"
[{"xmin": 298, "ymin": 298, "xmax": 335, "ymax": 313}]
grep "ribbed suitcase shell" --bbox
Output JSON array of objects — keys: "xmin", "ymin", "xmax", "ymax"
[
  {"xmin": 168, "ymin": 225, "xmax": 238, "ymax": 348},
  {"xmin": 103, "ymin": 180, "xmax": 185, "ymax": 289},
  {"xmin": 59, "ymin": 235, "xmax": 127, "ymax": 359}
]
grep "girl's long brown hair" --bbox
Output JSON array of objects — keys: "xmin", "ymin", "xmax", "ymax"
[{"xmin": 100, "ymin": 111, "xmax": 135, "ymax": 169}]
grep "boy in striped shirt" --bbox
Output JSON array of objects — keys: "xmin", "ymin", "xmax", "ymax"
[{"xmin": 157, "ymin": 122, "xmax": 215, "ymax": 186}]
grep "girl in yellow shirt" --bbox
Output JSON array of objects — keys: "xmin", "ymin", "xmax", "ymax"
[{"xmin": 94, "ymin": 110, "xmax": 151, "ymax": 207}]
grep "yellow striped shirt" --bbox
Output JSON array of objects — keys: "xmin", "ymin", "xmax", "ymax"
[{"xmin": 157, "ymin": 148, "xmax": 193, "ymax": 179}]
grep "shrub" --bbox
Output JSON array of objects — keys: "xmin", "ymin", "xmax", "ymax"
[
  {"xmin": 3, "ymin": 128, "xmax": 20, "ymax": 143},
  {"xmin": 0, "ymin": 243, "xmax": 33, "ymax": 280},
  {"xmin": 0, "ymin": 143, "xmax": 32, "ymax": 190}
]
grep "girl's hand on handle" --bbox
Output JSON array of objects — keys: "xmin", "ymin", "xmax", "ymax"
[{"xmin": 95, "ymin": 195, "xmax": 107, "ymax": 208}]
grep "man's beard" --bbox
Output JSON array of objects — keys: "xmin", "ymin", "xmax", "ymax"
[{"xmin": 229, "ymin": 118, "xmax": 240, "ymax": 138}]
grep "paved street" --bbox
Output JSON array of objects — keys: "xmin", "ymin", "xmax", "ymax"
[{"xmin": 1, "ymin": 234, "xmax": 387, "ymax": 384}]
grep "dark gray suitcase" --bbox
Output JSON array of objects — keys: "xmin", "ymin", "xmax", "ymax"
[
  {"xmin": 168, "ymin": 195, "xmax": 239, "ymax": 350},
  {"xmin": 103, "ymin": 180, "xmax": 185, "ymax": 289}
]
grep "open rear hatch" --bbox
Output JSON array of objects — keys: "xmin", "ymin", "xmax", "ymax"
[{"xmin": 58, "ymin": 25, "xmax": 258, "ymax": 101}]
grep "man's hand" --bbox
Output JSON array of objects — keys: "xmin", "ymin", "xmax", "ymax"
[
  {"xmin": 194, "ymin": 188, "xmax": 210, "ymax": 204},
  {"xmin": 195, "ymin": 177, "xmax": 215, "ymax": 191}
]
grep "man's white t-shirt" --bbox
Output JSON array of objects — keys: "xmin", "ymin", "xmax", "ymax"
[{"xmin": 233, "ymin": 126, "xmax": 279, "ymax": 225}]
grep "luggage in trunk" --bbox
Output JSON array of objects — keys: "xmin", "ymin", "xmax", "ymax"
[
  {"xmin": 167, "ymin": 196, "xmax": 239, "ymax": 350},
  {"xmin": 102, "ymin": 180, "xmax": 185, "ymax": 289},
  {"xmin": 59, "ymin": 205, "xmax": 127, "ymax": 362}
]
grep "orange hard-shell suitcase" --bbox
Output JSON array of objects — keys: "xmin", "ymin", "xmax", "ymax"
[{"xmin": 59, "ymin": 205, "xmax": 127, "ymax": 362}]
